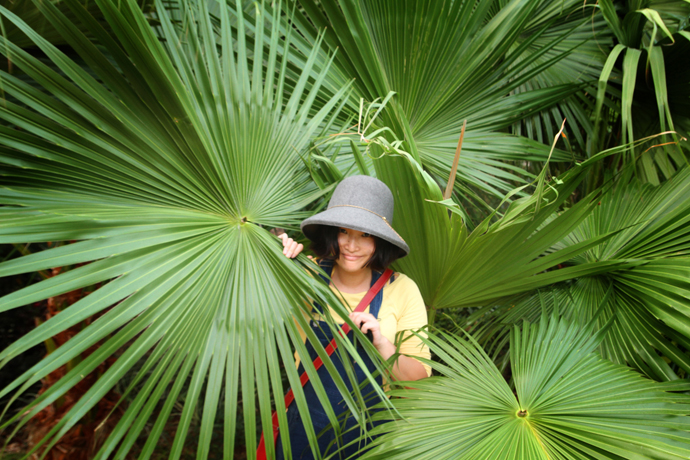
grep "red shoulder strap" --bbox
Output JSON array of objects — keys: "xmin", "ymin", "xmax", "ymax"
[{"xmin": 257, "ymin": 268, "xmax": 394, "ymax": 459}]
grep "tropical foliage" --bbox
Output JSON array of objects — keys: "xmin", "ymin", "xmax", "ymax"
[
  {"xmin": 471, "ymin": 166, "xmax": 690, "ymax": 380},
  {"xmin": 0, "ymin": 0, "xmax": 688, "ymax": 459},
  {"xmin": 360, "ymin": 314, "xmax": 690, "ymax": 459},
  {"xmin": 291, "ymin": 0, "xmax": 588, "ymax": 215},
  {"xmin": 591, "ymin": 0, "xmax": 690, "ymax": 185},
  {"xmin": 0, "ymin": 1, "xmax": 387, "ymax": 458}
]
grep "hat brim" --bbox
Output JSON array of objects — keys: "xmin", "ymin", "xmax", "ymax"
[{"xmin": 301, "ymin": 206, "xmax": 409, "ymax": 255}]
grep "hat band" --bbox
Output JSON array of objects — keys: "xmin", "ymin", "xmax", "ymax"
[{"xmin": 327, "ymin": 204, "xmax": 405, "ymax": 242}]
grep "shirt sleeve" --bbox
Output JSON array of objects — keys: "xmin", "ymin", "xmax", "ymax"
[{"xmin": 393, "ymin": 276, "xmax": 432, "ymax": 377}]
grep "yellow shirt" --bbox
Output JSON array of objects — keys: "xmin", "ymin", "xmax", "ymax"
[{"xmin": 296, "ymin": 273, "xmax": 432, "ymax": 377}]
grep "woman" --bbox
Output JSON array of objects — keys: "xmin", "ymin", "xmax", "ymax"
[{"xmin": 275, "ymin": 175, "xmax": 430, "ymax": 459}]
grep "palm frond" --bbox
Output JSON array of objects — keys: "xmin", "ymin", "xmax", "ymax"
[
  {"xmin": 367, "ymin": 137, "xmax": 660, "ymax": 321},
  {"xmin": 289, "ymin": 0, "xmax": 590, "ymax": 214},
  {"xmin": 0, "ymin": 0, "xmax": 387, "ymax": 457},
  {"xmin": 476, "ymin": 166, "xmax": 690, "ymax": 380},
  {"xmin": 507, "ymin": 0, "xmax": 613, "ymax": 151},
  {"xmin": 358, "ymin": 314, "xmax": 690, "ymax": 459}
]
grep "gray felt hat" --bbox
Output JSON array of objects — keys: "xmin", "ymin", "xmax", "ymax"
[{"xmin": 301, "ymin": 175, "xmax": 409, "ymax": 255}]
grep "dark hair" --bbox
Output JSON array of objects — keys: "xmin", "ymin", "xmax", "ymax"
[{"xmin": 309, "ymin": 225, "xmax": 405, "ymax": 271}]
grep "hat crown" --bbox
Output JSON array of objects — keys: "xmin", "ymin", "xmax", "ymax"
[
  {"xmin": 301, "ymin": 175, "xmax": 408, "ymax": 254},
  {"xmin": 328, "ymin": 176, "xmax": 394, "ymax": 224}
]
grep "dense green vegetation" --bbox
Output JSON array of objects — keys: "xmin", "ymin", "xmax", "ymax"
[{"xmin": 0, "ymin": 0, "xmax": 689, "ymax": 459}]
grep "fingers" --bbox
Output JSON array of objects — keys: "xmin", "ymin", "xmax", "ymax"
[
  {"xmin": 349, "ymin": 312, "xmax": 378, "ymax": 335},
  {"xmin": 349, "ymin": 312, "xmax": 381, "ymax": 345},
  {"xmin": 280, "ymin": 234, "xmax": 304, "ymax": 258}
]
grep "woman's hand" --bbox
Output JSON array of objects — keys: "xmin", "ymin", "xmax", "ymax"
[
  {"xmin": 349, "ymin": 311, "xmax": 428, "ymax": 381},
  {"xmin": 279, "ymin": 233, "xmax": 303, "ymax": 259},
  {"xmin": 349, "ymin": 312, "xmax": 388, "ymax": 354}
]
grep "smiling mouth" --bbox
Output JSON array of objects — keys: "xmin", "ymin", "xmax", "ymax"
[{"xmin": 342, "ymin": 254, "xmax": 360, "ymax": 261}]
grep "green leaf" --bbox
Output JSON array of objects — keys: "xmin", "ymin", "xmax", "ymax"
[
  {"xmin": 483, "ymin": 167, "xmax": 690, "ymax": 380},
  {"xmin": 592, "ymin": 44, "xmax": 626, "ymax": 153},
  {"xmin": 621, "ymin": 48, "xmax": 642, "ymax": 149},
  {"xmin": 350, "ymin": 139, "xmax": 370, "ymax": 175},
  {"xmin": 370, "ymin": 139, "xmax": 622, "ymax": 315},
  {"xmin": 357, "ymin": 315, "xmax": 690, "ymax": 459},
  {"xmin": 291, "ymin": 0, "xmax": 597, "ymax": 214},
  {"xmin": 0, "ymin": 0, "xmax": 388, "ymax": 457},
  {"xmin": 637, "ymin": 8, "xmax": 675, "ymax": 43},
  {"xmin": 598, "ymin": 0, "xmax": 625, "ymax": 43},
  {"xmin": 507, "ymin": 1, "xmax": 613, "ymax": 151}
]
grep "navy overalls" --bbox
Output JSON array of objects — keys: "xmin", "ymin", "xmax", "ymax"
[{"xmin": 275, "ymin": 261, "xmax": 391, "ymax": 459}]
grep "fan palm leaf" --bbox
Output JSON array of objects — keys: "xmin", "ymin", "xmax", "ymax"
[
  {"xmin": 0, "ymin": 0, "xmax": 125, "ymax": 49},
  {"xmin": 473, "ymin": 166, "xmax": 690, "ymax": 380},
  {"xmin": 505, "ymin": 0, "xmax": 613, "ymax": 151},
  {"xmin": 286, "ymin": 0, "xmax": 589, "ymax": 215},
  {"xmin": 364, "ymin": 134, "xmax": 664, "ymax": 322},
  {"xmin": 0, "ymin": 0, "xmax": 388, "ymax": 457},
  {"xmin": 358, "ymin": 314, "xmax": 690, "ymax": 459}
]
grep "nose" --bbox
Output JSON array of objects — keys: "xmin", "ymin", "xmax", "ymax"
[{"xmin": 342, "ymin": 233, "xmax": 357, "ymax": 251}]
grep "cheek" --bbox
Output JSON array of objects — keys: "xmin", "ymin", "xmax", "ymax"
[{"xmin": 364, "ymin": 240, "xmax": 376, "ymax": 256}]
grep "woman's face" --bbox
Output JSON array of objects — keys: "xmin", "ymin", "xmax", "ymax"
[{"xmin": 336, "ymin": 227, "xmax": 376, "ymax": 274}]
